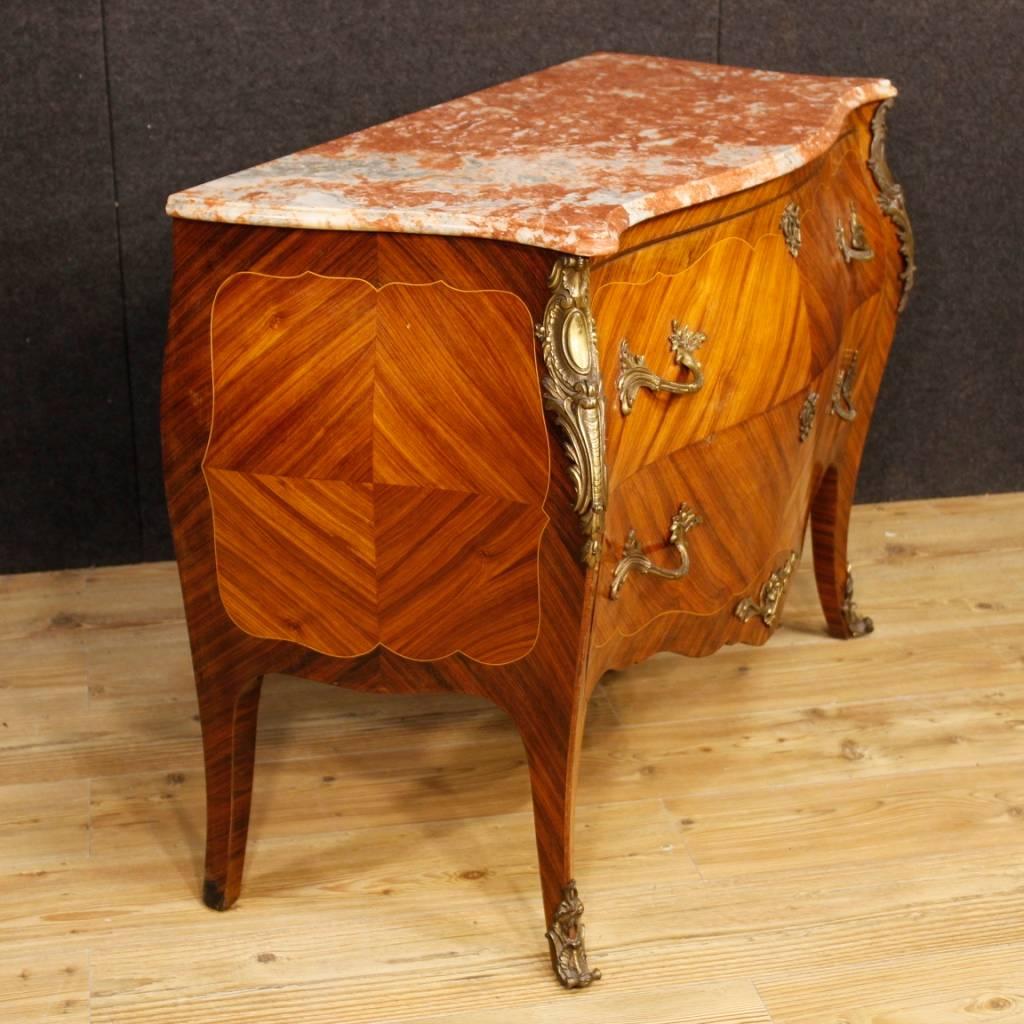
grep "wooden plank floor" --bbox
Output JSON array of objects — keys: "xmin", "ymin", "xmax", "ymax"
[{"xmin": 1, "ymin": 493, "xmax": 1022, "ymax": 1023}]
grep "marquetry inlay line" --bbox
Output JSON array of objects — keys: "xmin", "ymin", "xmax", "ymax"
[{"xmin": 202, "ymin": 270, "xmax": 553, "ymax": 666}]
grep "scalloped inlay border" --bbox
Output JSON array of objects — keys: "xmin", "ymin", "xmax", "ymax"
[{"xmin": 203, "ymin": 271, "xmax": 550, "ymax": 664}]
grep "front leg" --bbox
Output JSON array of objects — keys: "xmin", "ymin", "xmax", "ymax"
[{"xmin": 512, "ymin": 692, "xmax": 601, "ymax": 989}]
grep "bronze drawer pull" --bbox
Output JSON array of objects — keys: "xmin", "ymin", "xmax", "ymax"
[
  {"xmin": 835, "ymin": 203, "xmax": 875, "ymax": 263},
  {"xmin": 610, "ymin": 503, "xmax": 702, "ymax": 599},
  {"xmin": 617, "ymin": 320, "xmax": 706, "ymax": 415}
]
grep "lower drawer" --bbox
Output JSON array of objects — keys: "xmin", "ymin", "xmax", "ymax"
[{"xmin": 593, "ymin": 371, "xmax": 836, "ymax": 647}]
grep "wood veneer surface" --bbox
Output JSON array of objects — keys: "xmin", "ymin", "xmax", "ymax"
[{"xmin": 204, "ymin": 272, "xmax": 549, "ymax": 662}]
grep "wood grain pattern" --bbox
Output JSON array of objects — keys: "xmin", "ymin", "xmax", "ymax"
[
  {"xmin": 585, "ymin": 107, "xmax": 901, "ymax": 687},
  {"xmin": 593, "ymin": 233, "xmax": 835, "ymax": 485},
  {"xmin": 1, "ymin": 493, "xmax": 1021, "ymax": 1021},
  {"xmin": 162, "ymin": 223, "xmax": 592, "ymax": 956},
  {"xmin": 204, "ymin": 272, "xmax": 549, "ymax": 661},
  {"xmin": 159, "ymin": 100, "xmax": 908, "ymax": 982}
]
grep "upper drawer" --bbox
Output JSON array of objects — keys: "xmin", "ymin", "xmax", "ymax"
[
  {"xmin": 592, "ymin": 230, "xmax": 837, "ymax": 491},
  {"xmin": 797, "ymin": 146, "xmax": 893, "ymax": 327},
  {"xmin": 589, "ymin": 128, "xmax": 890, "ymax": 493}
]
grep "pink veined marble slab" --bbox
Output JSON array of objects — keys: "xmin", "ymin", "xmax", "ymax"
[{"xmin": 165, "ymin": 52, "xmax": 896, "ymax": 256}]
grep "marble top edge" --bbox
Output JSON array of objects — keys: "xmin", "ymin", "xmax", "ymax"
[{"xmin": 166, "ymin": 52, "xmax": 897, "ymax": 256}]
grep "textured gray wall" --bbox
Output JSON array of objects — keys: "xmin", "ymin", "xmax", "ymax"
[{"xmin": 2, "ymin": 0, "xmax": 1021, "ymax": 572}]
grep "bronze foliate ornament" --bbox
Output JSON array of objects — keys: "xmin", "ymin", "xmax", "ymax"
[
  {"xmin": 780, "ymin": 201, "xmax": 802, "ymax": 257},
  {"xmin": 610, "ymin": 503, "xmax": 702, "ymax": 599},
  {"xmin": 868, "ymin": 99, "xmax": 916, "ymax": 312},
  {"xmin": 736, "ymin": 552, "xmax": 798, "ymax": 627},
  {"xmin": 617, "ymin": 319, "xmax": 706, "ymax": 416},
  {"xmin": 546, "ymin": 880, "xmax": 602, "ymax": 989},
  {"xmin": 799, "ymin": 391, "xmax": 819, "ymax": 442}
]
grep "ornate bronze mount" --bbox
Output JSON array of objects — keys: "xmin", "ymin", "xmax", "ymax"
[
  {"xmin": 610, "ymin": 503, "xmax": 702, "ymax": 600},
  {"xmin": 546, "ymin": 880, "xmax": 602, "ymax": 989},
  {"xmin": 868, "ymin": 98, "xmax": 916, "ymax": 312},
  {"xmin": 780, "ymin": 201, "xmax": 802, "ymax": 257},
  {"xmin": 537, "ymin": 256, "xmax": 608, "ymax": 568},
  {"xmin": 831, "ymin": 350, "xmax": 860, "ymax": 422},
  {"xmin": 735, "ymin": 552, "xmax": 798, "ymax": 627},
  {"xmin": 617, "ymin": 320, "xmax": 706, "ymax": 416},
  {"xmin": 835, "ymin": 203, "xmax": 875, "ymax": 263},
  {"xmin": 842, "ymin": 563, "xmax": 875, "ymax": 637},
  {"xmin": 799, "ymin": 391, "xmax": 819, "ymax": 442}
]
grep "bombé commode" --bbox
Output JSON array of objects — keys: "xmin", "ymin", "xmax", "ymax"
[{"xmin": 162, "ymin": 52, "xmax": 914, "ymax": 988}]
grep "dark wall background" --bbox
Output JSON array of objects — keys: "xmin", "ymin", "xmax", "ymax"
[{"xmin": 2, "ymin": 0, "xmax": 1022, "ymax": 573}]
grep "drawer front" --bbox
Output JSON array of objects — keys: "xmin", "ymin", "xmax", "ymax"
[
  {"xmin": 593, "ymin": 381, "xmax": 825, "ymax": 646},
  {"xmin": 798, "ymin": 146, "xmax": 894, "ymax": 327},
  {"xmin": 592, "ymin": 232, "xmax": 837, "ymax": 490},
  {"xmin": 589, "ymin": 130, "xmax": 890, "ymax": 494}
]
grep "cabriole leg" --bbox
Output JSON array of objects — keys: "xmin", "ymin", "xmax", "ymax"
[
  {"xmin": 515, "ymin": 699, "xmax": 601, "ymax": 989},
  {"xmin": 195, "ymin": 672, "xmax": 264, "ymax": 911}
]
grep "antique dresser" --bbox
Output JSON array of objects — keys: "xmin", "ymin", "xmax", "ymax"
[{"xmin": 163, "ymin": 53, "xmax": 914, "ymax": 988}]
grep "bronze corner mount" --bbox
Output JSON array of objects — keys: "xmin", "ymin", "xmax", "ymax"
[
  {"xmin": 537, "ymin": 256, "xmax": 609, "ymax": 568},
  {"xmin": 868, "ymin": 98, "xmax": 916, "ymax": 312}
]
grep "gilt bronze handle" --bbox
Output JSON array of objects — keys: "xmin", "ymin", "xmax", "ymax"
[
  {"xmin": 609, "ymin": 503, "xmax": 702, "ymax": 599},
  {"xmin": 617, "ymin": 320, "xmax": 706, "ymax": 416},
  {"xmin": 835, "ymin": 203, "xmax": 875, "ymax": 263}
]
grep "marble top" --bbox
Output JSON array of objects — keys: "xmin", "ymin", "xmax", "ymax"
[{"xmin": 166, "ymin": 53, "xmax": 895, "ymax": 256}]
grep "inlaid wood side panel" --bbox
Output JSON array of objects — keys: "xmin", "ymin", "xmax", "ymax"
[
  {"xmin": 593, "ymin": 233, "xmax": 837, "ymax": 487},
  {"xmin": 203, "ymin": 271, "xmax": 549, "ymax": 663},
  {"xmin": 164, "ymin": 221, "xmax": 595, "ymax": 943}
]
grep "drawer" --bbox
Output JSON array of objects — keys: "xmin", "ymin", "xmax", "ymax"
[
  {"xmin": 798, "ymin": 146, "xmax": 893, "ymax": 326},
  {"xmin": 593, "ymin": 379, "xmax": 826, "ymax": 646},
  {"xmin": 592, "ymin": 230, "xmax": 837, "ymax": 490}
]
